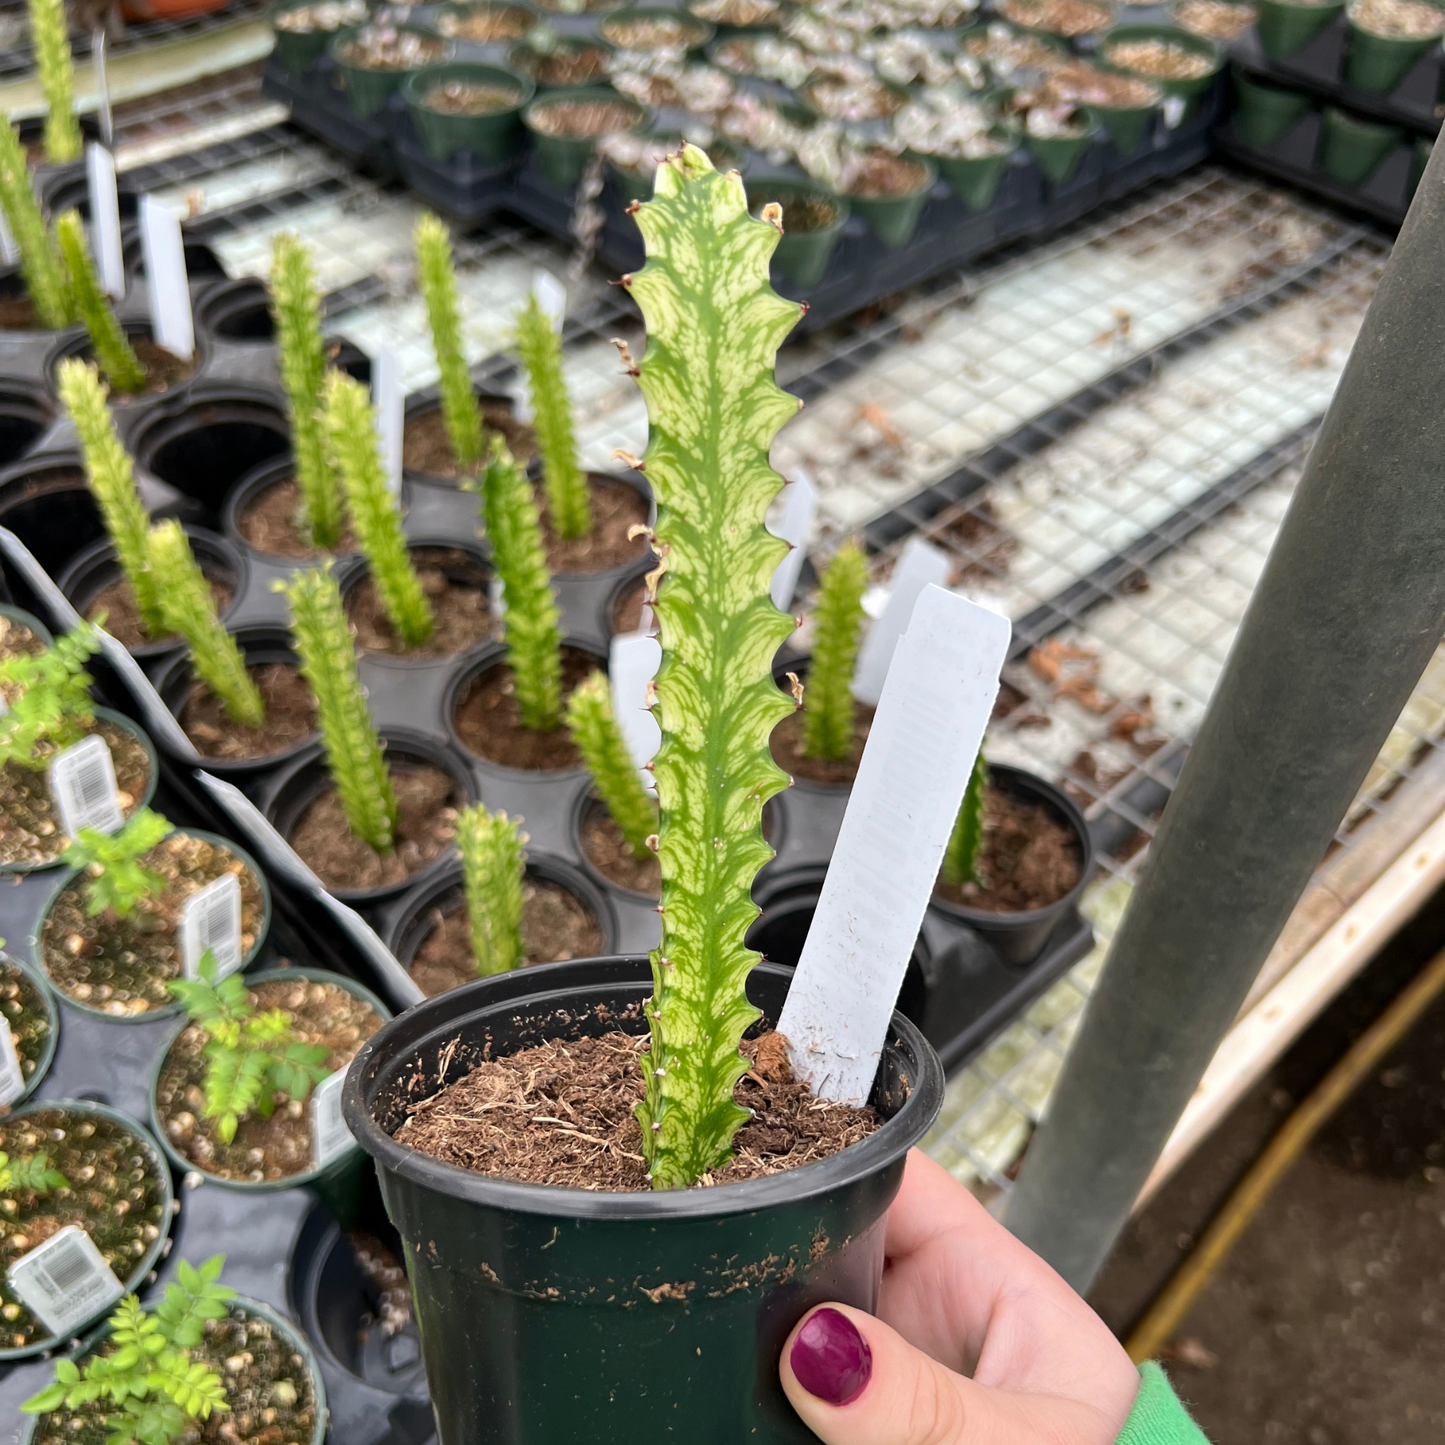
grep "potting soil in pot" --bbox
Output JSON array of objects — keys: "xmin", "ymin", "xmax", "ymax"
[
  {"xmin": 0, "ymin": 718, "xmax": 152, "ymax": 869},
  {"xmin": 346, "ymin": 547, "xmax": 495, "ymax": 657},
  {"xmin": 581, "ymin": 804, "xmax": 661, "ymax": 893},
  {"xmin": 338, "ymin": 26, "xmax": 447, "ymax": 68},
  {"xmin": 847, "ymin": 151, "xmax": 932, "ymax": 198},
  {"xmin": 179, "ymin": 664, "xmax": 319, "ymax": 760},
  {"xmin": 1173, "ymin": 0, "xmax": 1257, "ymax": 37},
  {"xmin": 40, "ymin": 834, "xmax": 265, "ymax": 1013},
  {"xmin": 84, "ymin": 572, "xmax": 234, "ymax": 652},
  {"xmin": 1347, "ymin": 0, "xmax": 1445, "ymax": 33},
  {"xmin": 540, "ymin": 476, "xmax": 651, "ymax": 573},
  {"xmin": 453, "ymin": 647, "xmax": 599, "ymax": 769},
  {"xmin": 423, "ymin": 78, "xmax": 528, "ymax": 114},
  {"xmin": 235, "ymin": 476, "xmax": 359, "ymax": 559},
  {"xmin": 0, "ymin": 293, "xmax": 45, "ymax": 331},
  {"xmin": 76, "ymin": 337, "xmax": 197, "ymax": 399},
  {"xmin": 402, "ymin": 401, "xmax": 536, "ymax": 479},
  {"xmin": 438, "ymin": 5, "xmax": 534, "ymax": 39},
  {"xmin": 1047, "ymin": 62, "xmax": 1161, "ymax": 105},
  {"xmin": 517, "ymin": 44, "xmax": 611, "ymax": 86},
  {"xmin": 157, "ymin": 975, "xmax": 382, "ymax": 1180},
  {"xmin": 0, "ymin": 1108, "xmax": 167, "ymax": 1351},
  {"xmin": 1105, "ymin": 36, "xmax": 1218, "ymax": 76},
  {"xmin": 0, "ymin": 959, "xmax": 52, "ymax": 1092},
  {"xmin": 998, "ymin": 0, "xmax": 1115, "ymax": 33},
  {"xmin": 602, "ymin": 14, "xmax": 708, "ymax": 47},
  {"xmin": 27, "ymin": 1301, "xmax": 321, "ymax": 1445},
  {"xmin": 394, "ymin": 1029, "xmax": 878, "ymax": 1189},
  {"xmin": 529, "ymin": 97, "xmax": 644, "ymax": 137},
  {"xmin": 933, "ymin": 786, "xmax": 1083, "ymax": 912},
  {"xmin": 692, "ymin": 0, "xmax": 781, "ymax": 21}
]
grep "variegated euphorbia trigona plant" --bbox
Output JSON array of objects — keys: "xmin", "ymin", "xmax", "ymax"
[{"xmin": 625, "ymin": 145, "xmax": 802, "ymax": 1190}]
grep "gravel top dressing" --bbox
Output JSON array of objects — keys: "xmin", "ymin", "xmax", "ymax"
[
  {"xmin": 1347, "ymin": 0, "xmax": 1445, "ymax": 36},
  {"xmin": 999, "ymin": 0, "xmax": 1116, "ymax": 31},
  {"xmin": 423, "ymin": 79, "xmax": 525, "ymax": 114},
  {"xmin": 1107, "ymin": 36, "xmax": 1218, "ymax": 76}
]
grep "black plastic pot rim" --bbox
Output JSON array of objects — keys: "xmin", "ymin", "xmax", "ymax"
[
  {"xmin": 126, "ymin": 378, "xmax": 291, "ymax": 463},
  {"xmin": 569, "ymin": 788, "xmax": 660, "ymax": 903},
  {"xmin": 221, "ymin": 456, "xmax": 356, "ymax": 565}
]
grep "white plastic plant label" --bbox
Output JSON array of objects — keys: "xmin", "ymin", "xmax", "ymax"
[
  {"xmin": 532, "ymin": 268, "xmax": 567, "ymax": 331},
  {"xmin": 7, "ymin": 1225, "xmax": 123, "ymax": 1337},
  {"xmin": 769, "ymin": 468, "xmax": 818, "ymax": 612},
  {"xmin": 311, "ymin": 1070, "xmax": 355, "ymax": 1168},
  {"xmin": 0, "ymin": 208, "xmax": 17, "ymax": 266},
  {"xmin": 1162, "ymin": 96, "xmax": 1186, "ymax": 129},
  {"xmin": 0, "ymin": 1015, "xmax": 25, "ymax": 1105},
  {"xmin": 139, "ymin": 195, "xmax": 194, "ymax": 361},
  {"xmin": 86, "ymin": 143, "xmax": 125, "ymax": 300},
  {"xmin": 609, "ymin": 631, "xmax": 662, "ymax": 777},
  {"xmin": 49, "ymin": 733, "xmax": 124, "ymax": 839},
  {"xmin": 850, "ymin": 537, "xmax": 951, "ymax": 706},
  {"xmin": 370, "ymin": 347, "xmax": 404, "ymax": 494},
  {"xmin": 777, "ymin": 585, "xmax": 1011, "ymax": 1104},
  {"xmin": 180, "ymin": 872, "xmax": 243, "ymax": 981}
]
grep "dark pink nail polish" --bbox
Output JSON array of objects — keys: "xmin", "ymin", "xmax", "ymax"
[{"xmin": 789, "ymin": 1308, "xmax": 873, "ymax": 1406}]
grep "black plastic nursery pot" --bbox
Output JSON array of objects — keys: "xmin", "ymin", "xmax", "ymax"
[
  {"xmin": 1343, "ymin": 2, "xmax": 1445, "ymax": 92},
  {"xmin": 403, "ymin": 385, "xmax": 534, "ymax": 486},
  {"xmin": 0, "ymin": 379, "xmax": 55, "ymax": 468},
  {"xmin": 0, "ymin": 952, "xmax": 59, "ymax": 1103},
  {"xmin": 45, "ymin": 322, "xmax": 205, "ymax": 412},
  {"xmin": 343, "ymin": 956, "xmax": 944, "ymax": 1444},
  {"xmin": 402, "ymin": 61, "xmax": 536, "ymax": 163},
  {"xmin": 222, "ymin": 453, "xmax": 358, "ymax": 562},
  {"xmin": 1230, "ymin": 66, "xmax": 1315, "ymax": 144},
  {"xmin": 1256, "ymin": 0, "xmax": 1345, "ymax": 55},
  {"xmin": 1317, "ymin": 103, "xmax": 1404, "ymax": 183},
  {"xmin": 0, "ymin": 452, "xmax": 106, "ymax": 580}
]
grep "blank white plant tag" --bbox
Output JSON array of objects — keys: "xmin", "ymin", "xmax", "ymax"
[
  {"xmin": 0, "ymin": 1015, "xmax": 25, "ymax": 1105},
  {"xmin": 181, "ymin": 872, "xmax": 243, "ymax": 981},
  {"xmin": 0, "ymin": 208, "xmax": 19, "ymax": 266},
  {"xmin": 769, "ymin": 469, "xmax": 818, "ymax": 612},
  {"xmin": 1162, "ymin": 96, "xmax": 1186, "ymax": 129},
  {"xmin": 370, "ymin": 348, "xmax": 404, "ymax": 494},
  {"xmin": 312, "ymin": 1070, "xmax": 355, "ymax": 1168},
  {"xmin": 50, "ymin": 734, "xmax": 123, "ymax": 839},
  {"xmin": 851, "ymin": 537, "xmax": 951, "ymax": 706},
  {"xmin": 8, "ymin": 1226, "xmax": 123, "ymax": 1337},
  {"xmin": 86, "ymin": 143, "xmax": 125, "ymax": 300},
  {"xmin": 139, "ymin": 195, "xmax": 193, "ymax": 361},
  {"xmin": 778, "ymin": 585, "xmax": 1011, "ymax": 1104},
  {"xmin": 532, "ymin": 268, "xmax": 567, "ymax": 330},
  {"xmin": 610, "ymin": 631, "xmax": 662, "ymax": 785}
]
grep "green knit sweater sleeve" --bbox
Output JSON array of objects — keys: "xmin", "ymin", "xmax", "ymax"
[{"xmin": 1115, "ymin": 1364, "xmax": 1211, "ymax": 1445}]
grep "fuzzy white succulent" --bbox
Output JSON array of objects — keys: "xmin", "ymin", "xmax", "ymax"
[{"xmin": 895, "ymin": 88, "xmax": 1006, "ymax": 156}]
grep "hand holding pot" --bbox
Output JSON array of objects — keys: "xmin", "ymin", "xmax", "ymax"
[{"xmin": 780, "ymin": 1150, "xmax": 1141, "ymax": 1445}]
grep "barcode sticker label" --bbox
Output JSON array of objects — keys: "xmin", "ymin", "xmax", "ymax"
[
  {"xmin": 0, "ymin": 1016, "xmax": 25, "ymax": 1105},
  {"xmin": 50, "ymin": 734, "xmax": 124, "ymax": 839},
  {"xmin": 312, "ymin": 1070, "xmax": 355, "ymax": 1169},
  {"xmin": 7, "ymin": 1226, "xmax": 123, "ymax": 1337},
  {"xmin": 180, "ymin": 872, "xmax": 243, "ymax": 981}
]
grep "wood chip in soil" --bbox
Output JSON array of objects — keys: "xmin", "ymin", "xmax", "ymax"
[
  {"xmin": 0, "ymin": 716, "xmax": 152, "ymax": 868},
  {"xmin": 179, "ymin": 661, "xmax": 318, "ymax": 760},
  {"xmin": 0, "ymin": 1107, "xmax": 168, "ymax": 1350},
  {"xmin": 235, "ymin": 475, "xmax": 358, "ymax": 559},
  {"xmin": 395, "ymin": 1029, "xmax": 878, "ymax": 1191},
  {"xmin": 40, "ymin": 832, "xmax": 265, "ymax": 1013},
  {"xmin": 541, "ymin": 475, "xmax": 651, "ymax": 575},
  {"xmin": 408, "ymin": 879, "xmax": 604, "ymax": 996},
  {"xmin": 402, "ymin": 401, "xmax": 537, "ymax": 479},
  {"xmin": 286, "ymin": 762, "xmax": 461, "ymax": 892},
  {"xmin": 770, "ymin": 698, "xmax": 874, "ymax": 786},
  {"xmin": 346, "ymin": 546, "xmax": 496, "ymax": 658},
  {"xmin": 452, "ymin": 647, "xmax": 597, "ymax": 770},
  {"xmin": 156, "ymin": 975, "xmax": 382, "ymax": 1181},
  {"xmin": 934, "ymin": 786, "xmax": 1082, "ymax": 913},
  {"xmin": 581, "ymin": 804, "xmax": 659, "ymax": 894},
  {"xmin": 0, "ymin": 958, "xmax": 53, "ymax": 1095},
  {"xmin": 29, "ymin": 1304, "xmax": 320, "ymax": 1445},
  {"xmin": 86, "ymin": 571, "xmax": 233, "ymax": 651}
]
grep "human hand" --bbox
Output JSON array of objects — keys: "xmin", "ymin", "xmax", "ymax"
[{"xmin": 780, "ymin": 1149, "xmax": 1140, "ymax": 1445}]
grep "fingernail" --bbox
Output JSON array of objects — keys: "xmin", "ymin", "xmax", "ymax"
[{"xmin": 789, "ymin": 1308, "xmax": 873, "ymax": 1406}]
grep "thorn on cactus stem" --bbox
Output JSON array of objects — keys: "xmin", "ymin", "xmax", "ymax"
[
  {"xmin": 651, "ymin": 1122, "xmax": 661, "ymax": 1132},
  {"xmin": 786, "ymin": 672, "xmax": 804, "ymax": 706},
  {"xmin": 611, "ymin": 338, "xmax": 640, "ymax": 376},
  {"xmin": 645, "ymin": 680, "xmax": 657, "ymax": 709},
  {"xmin": 626, "ymin": 522, "xmax": 654, "ymax": 542},
  {"xmin": 760, "ymin": 202, "xmax": 784, "ymax": 234},
  {"xmin": 625, "ymin": 201, "xmax": 641, "ymax": 215},
  {"xmin": 800, "ymin": 301, "xmax": 810, "ymax": 316},
  {"xmin": 612, "ymin": 448, "xmax": 645, "ymax": 471},
  {"xmin": 647, "ymin": 834, "xmax": 661, "ymax": 854}
]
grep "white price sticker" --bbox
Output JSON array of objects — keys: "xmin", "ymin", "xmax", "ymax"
[
  {"xmin": 7, "ymin": 1226, "xmax": 123, "ymax": 1338},
  {"xmin": 180, "ymin": 872, "xmax": 243, "ymax": 981},
  {"xmin": 0, "ymin": 1015, "xmax": 25, "ymax": 1105},
  {"xmin": 49, "ymin": 734, "xmax": 124, "ymax": 839},
  {"xmin": 311, "ymin": 1070, "xmax": 356, "ymax": 1169}
]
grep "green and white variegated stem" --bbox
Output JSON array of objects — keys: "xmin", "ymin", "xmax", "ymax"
[
  {"xmin": 941, "ymin": 748, "xmax": 988, "ymax": 889},
  {"xmin": 457, "ymin": 803, "xmax": 526, "ymax": 975},
  {"xmin": 29, "ymin": 0, "xmax": 80, "ymax": 165},
  {"xmin": 55, "ymin": 211, "xmax": 146, "ymax": 394},
  {"xmin": 0, "ymin": 124, "xmax": 70, "ymax": 328},
  {"xmin": 479, "ymin": 439, "xmax": 563, "ymax": 731},
  {"xmin": 324, "ymin": 371, "xmax": 435, "ymax": 649},
  {"xmin": 282, "ymin": 564, "xmax": 397, "ymax": 854},
  {"xmin": 628, "ymin": 147, "xmax": 801, "ymax": 1190},
  {"xmin": 801, "ymin": 541, "xmax": 867, "ymax": 762},
  {"xmin": 415, "ymin": 212, "xmax": 483, "ymax": 473},
  {"xmin": 515, "ymin": 291, "xmax": 589, "ymax": 540},
  {"xmin": 57, "ymin": 358, "xmax": 167, "ymax": 638},
  {"xmin": 567, "ymin": 669, "xmax": 656, "ymax": 859},
  {"xmin": 270, "ymin": 232, "xmax": 344, "ymax": 549},
  {"xmin": 149, "ymin": 520, "xmax": 265, "ymax": 728}
]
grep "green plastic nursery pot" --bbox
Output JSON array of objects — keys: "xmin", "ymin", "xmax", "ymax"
[
  {"xmin": 1100, "ymin": 23, "xmax": 1223, "ymax": 102},
  {"xmin": 934, "ymin": 127, "xmax": 1019, "ymax": 210},
  {"xmin": 1086, "ymin": 91, "xmax": 1158, "ymax": 151},
  {"xmin": 149, "ymin": 967, "xmax": 392, "ymax": 1226},
  {"xmin": 846, "ymin": 155, "xmax": 937, "ymax": 248},
  {"xmin": 598, "ymin": 5, "xmax": 715, "ymax": 55},
  {"xmin": 329, "ymin": 24, "xmax": 451, "ymax": 118},
  {"xmin": 523, "ymin": 86, "xmax": 649, "ymax": 189},
  {"xmin": 745, "ymin": 178, "xmax": 848, "ymax": 287},
  {"xmin": 1317, "ymin": 103, "xmax": 1403, "ymax": 183},
  {"xmin": 402, "ymin": 62, "xmax": 535, "ymax": 162},
  {"xmin": 269, "ymin": 0, "xmax": 365, "ymax": 76},
  {"xmin": 1343, "ymin": 0, "xmax": 1445, "ymax": 92},
  {"xmin": 1230, "ymin": 67, "xmax": 1314, "ymax": 144},
  {"xmin": 1255, "ymin": 0, "xmax": 1344, "ymax": 55},
  {"xmin": 343, "ymin": 957, "xmax": 945, "ymax": 1444},
  {"xmin": 1024, "ymin": 116, "xmax": 1100, "ymax": 184}
]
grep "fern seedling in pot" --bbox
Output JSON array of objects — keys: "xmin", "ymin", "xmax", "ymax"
[
  {"xmin": 457, "ymin": 804, "xmax": 527, "ymax": 977},
  {"xmin": 63, "ymin": 806, "xmax": 174, "ymax": 919},
  {"xmin": 55, "ymin": 211, "xmax": 146, "ymax": 395},
  {"xmin": 416, "ymin": 212, "xmax": 485, "ymax": 477},
  {"xmin": 29, "ymin": 0, "xmax": 81, "ymax": 164},
  {"xmin": 516, "ymin": 286, "xmax": 590, "ymax": 541},
  {"xmin": 0, "ymin": 123, "xmax": 71, "ymax": 328},
  {"xmin": 0, "ymin": 622, "xmax": 99, "ymax": 768},
  {"xmin": 0, "ymin": 1148, "xmax": 68, "ymax": 1193}
]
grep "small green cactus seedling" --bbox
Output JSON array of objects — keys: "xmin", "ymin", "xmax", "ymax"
[
  {"xmin": 270, "ymin": 232, "xmax": 345, "ymax": 549},
  {"xmin": 415, "ymin": 212, "xmax": 483, "ymax": 473},
  {"xmin": 515, "ymin": 289, "xmax": 590, "ymax": 540},
  {"xmin": 800, "ymin": 542, "xmax": 868, "ymax": 762},
  {"xmin": 0, "ymin": 122, "xmax": 71, "ymax": 328},
  {"xmin": 625, "ymin": 147, "xmax": 801, "ymax": 1189},
  {"xmin": 0, "ymin": 1149, "xmax": 69, "ymax": 1193},
  {"xmin": 281, "ymin": 564, "xmax": 398, "ymax": 854},
  {"xmin": 324, "ymin": 371, "xmax": 435, "ymax": 649},
  {"xmin": 22, "ymin": 1255, "xmax": 235, "ymax": 1445},
  {"xmin": 169, "ymin": 954, "xmax": 331, "ymax": 1145},
  {"xmin": 149, "ymin": 520, "xmax": 265, "ymax": 728},
  {"xmin": 477, "ymin": 439, "xmax": 563, "ymax": 730},
  {"xmin": 55, "ymin": 211, "xmax": 146, "ymax": 394},
  {"xmin": 0, "ymin": 624, "xmax": 99, "ymax": 768},
  {"xmin": 566, "ymin": 670, "xmax": 656, "ymax": 859},
  {"xmin": 457, "ymin": 804, "xmax": 526, "ymax": 976},
  {"xmin": 63, "ymin": 807, "xmax": 175, "ymax": 918},
  {"xmin": 941, "ymin": 749, "xmax": 988, "ymax": 889},
  {"xmin": 29, "ymin": 0, "xmax": 80, "ymax": 165},
  {"xmin": 59, "ymin": 359, "xmax": 166, "ymax": 637}
]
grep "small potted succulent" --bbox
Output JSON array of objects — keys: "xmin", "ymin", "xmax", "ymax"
[
  {"xmin": 1316, "ymin": 103, "xmax": 1404, "ymax": 184},
  {"xmin": 522, "ymin": 85, "xmax": 650, "ymax": 188},
  {"xmin": 998, "ymin": 0, "xmax": 1116, "ymax": 40},
  {"xmin": 0, "ymin": 952, "xmax": 58, "ymax": 1102},
  {"xmin": 330, "ymin": 21, "xmax": 452, "ymax": 118},
  {"xmin": 403, "ymin": 62, "xmax": 536, "ymax": 163},
  {"xmin": 508, "ymin": 33, "xmax": 614, "ymax": 89},
  {"xmin": 1343, "ymin": 0, "xmax": 1445, "ymax": 92},
  {"xmin": 689, "ymin": 0, "xmax": 784, "ymax": 32},
  {"xmin": 1170, "ymin": 0, "xmax": 1258, "ymax": 39},
  {"xmin": 599, "ymin": 5, "xmax": 715, "ymax": 53},
  {"xmin": 799, "ymin": 69, "xmax": 910, "ymax": 123},
  {"xmin": 0, "ymin": 126, "xmax": 74, "ymax": 332},
  {"xmin": 895, "ymin": 90, "xmax": 1021, "ymax": 211},
  {"xmin": 1255, "ymin": 0, "xmax": 1346, "ymax": 55},
  {"xmin": 433, "ymin": 0, "xmax": 538, "ymax": 42},
  {"xmin": 1099, "ymin": 24, "xmax": 1223, "ymax": 111},
  {"xmin": 271, "ymin": 0, "xmax": 371, "ymax": 77},
  {"xmin": 1049, "ymin": 60, "xmax": 1162, "ymax": 152},
  {"xmin": 742, "ymin": 177, "xmax": 849, "ymax": 287},
  {"xmin": 1016, "ymin": 96, "xmax": 1101, "ymax": 183},
  {"xmin": 798, "ymin": 131, "xmax": 937, "ymax": 248}
]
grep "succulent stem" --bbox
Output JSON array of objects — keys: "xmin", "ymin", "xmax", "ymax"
[
  {"xmin": 516, "ymin": 290, "xmax": 590, "ymax": 540},
  {"xmin": 55, "ymin": 210, "xmax": 146, "ymax": 394},
  {"xmin": 415, "ymin": 212, "xmax": 483, "ymax": 473},
  {"xmin": 457, "ymin": 803, "xmax": 526, "ymax": 976},
  {"xmin": 567, "ymin": 669, "xmax": 656, "ymax": 859},
  {"xmin": 29, "ymin": 0, "xmax": 80, "ymax": 164},
  {"xmin": 800, "ymin": 542, "xmax": 868, "ymax": 762},
  {"xmin": 941, "ymin": 749, "xmax": 988, "ymax": 889},
  {"xmin": 0, "ymin": 123, "xmax": 71, "ymax": 328}
]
